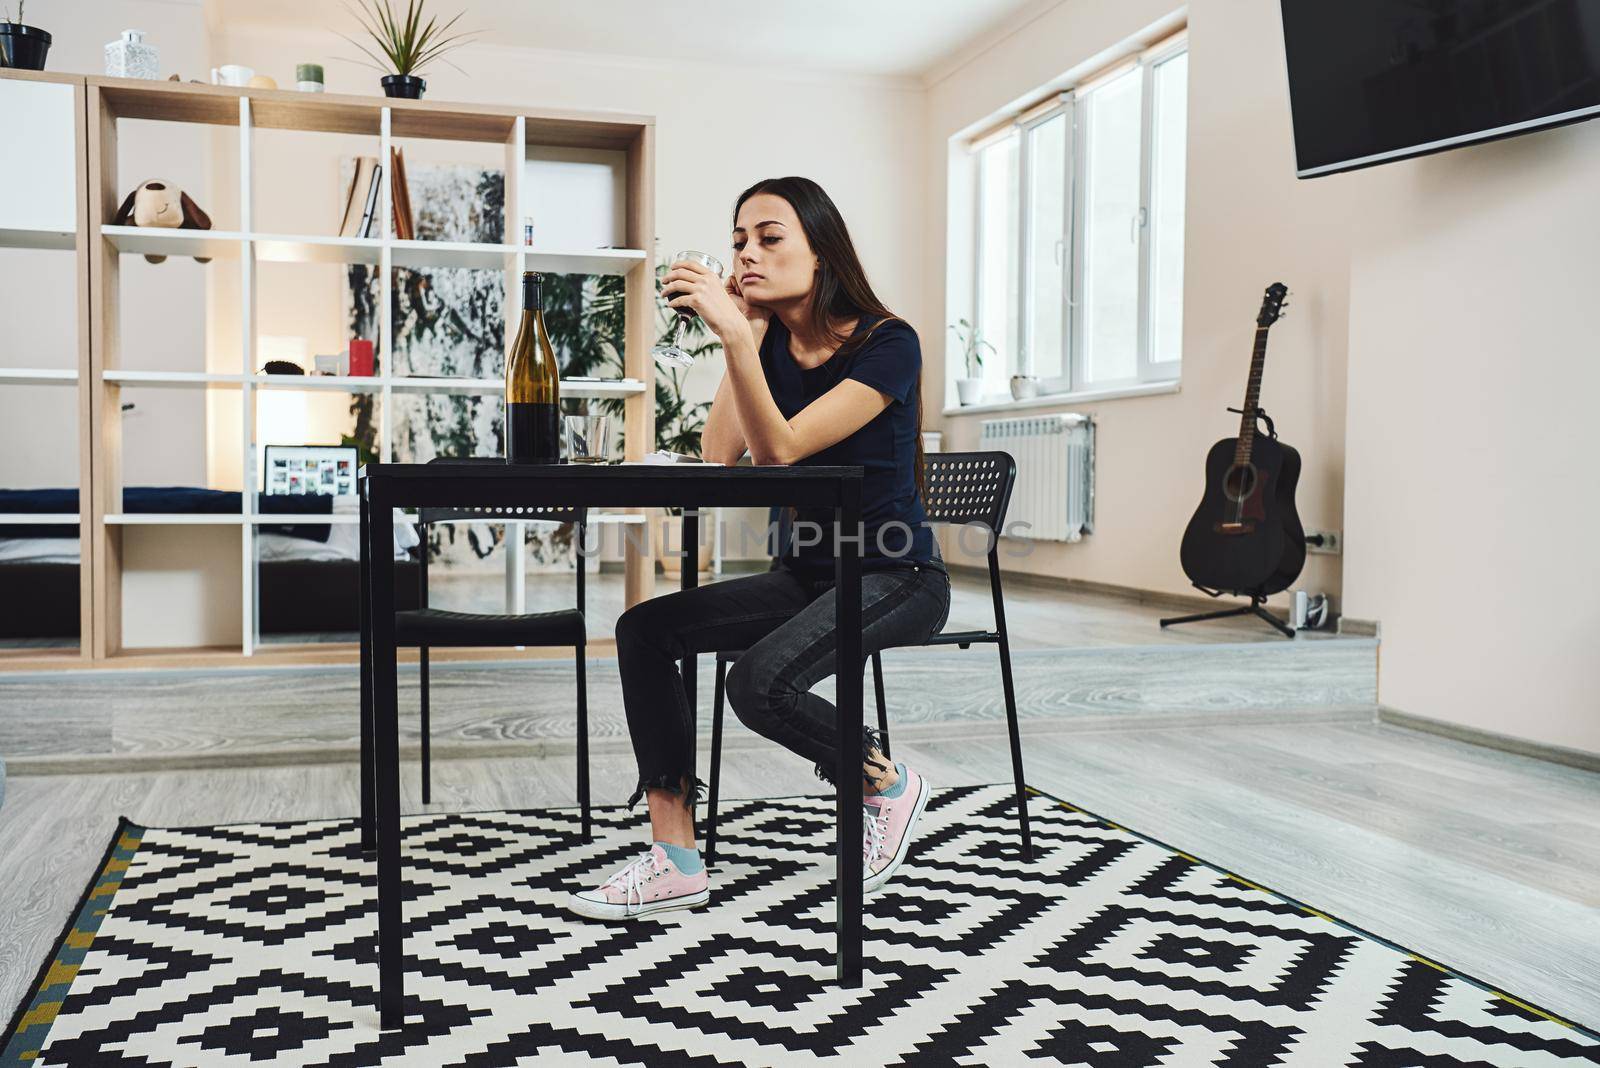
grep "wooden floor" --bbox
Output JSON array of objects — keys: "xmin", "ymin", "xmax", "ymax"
[
  {"xmin": 1, "ymin": 580, "xmax": 1596, "ymax": 1033},
  {"xmin": 409, "ymin": 563, "xmax": 1362, "ymax": 648}
]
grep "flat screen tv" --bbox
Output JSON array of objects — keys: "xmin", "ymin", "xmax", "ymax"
[{"xmin": 1281, "ymin": 0, "xmax": 1600, "ymax": 177}]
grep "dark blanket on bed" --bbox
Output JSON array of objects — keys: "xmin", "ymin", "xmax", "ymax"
[{"xmin": 0, "ymin": 487, "xmax": 336, "ymax": 541}]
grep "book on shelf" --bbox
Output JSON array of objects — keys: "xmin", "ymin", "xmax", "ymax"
[
  {"xmin": 357, "ymin": 163, "xmax": 383, "ymax": 238},
  {"xmin": 338, "ymin": 156, "xmax": 382, "ymax": 239},
  {"xmin": 390, "ymin": 145, "xmax": 414, "ymax": 242}
]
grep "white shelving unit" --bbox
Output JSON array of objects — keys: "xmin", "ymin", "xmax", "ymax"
[
  {"xmin": 103, "ymin": 368, "xmax": 646, "ymax": 397},
  {"xmin": 0, "ymin": 513, "xmax": 82, "ymax": 525},
  {"xmin": 0, "ymin": 368, "xmax": 79, "ymax": 385},
  {"xmin": 0, "ymin": 70, "xmax": 93, "ymax": 660},
  {"xmin": 0, "ymin": 227, "xmax": 76, "ymax": 250},
  {"xmin": 84, "ymin": 77, "xmax": 657, "ymax": 661}
]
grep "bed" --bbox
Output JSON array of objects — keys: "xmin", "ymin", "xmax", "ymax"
[{"xmin": 0, "ymin": 488, "xmax": 420, "ymax": 640}]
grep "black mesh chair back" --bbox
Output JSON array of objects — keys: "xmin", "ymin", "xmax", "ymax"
[
  {"xmin": 703, "ymin": 447, "xmax": 1034, "ymax": 869},
  {"xmin": 419, "ymin": 505, "xmax": 583, "ymax": 526},
  {"xmin": 921, "ymin": 451, "xmax": 1016, "ymax": 535},
  {"xmin": 418, "ymin": 457, "xmax": 584, "ymax": 545}
]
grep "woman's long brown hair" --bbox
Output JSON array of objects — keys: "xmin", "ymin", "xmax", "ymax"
[{"xmin": 733, "ymin": 176, "xmax": 926, "ymax": 500}]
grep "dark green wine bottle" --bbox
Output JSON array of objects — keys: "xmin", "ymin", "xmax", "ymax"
[{"xmin": 505, "ymin": 271, "xmax": 562, "ymax": 464}]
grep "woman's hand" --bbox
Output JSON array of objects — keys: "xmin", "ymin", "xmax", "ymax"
[
  {"xmin": 725, "ymin": 268, "xmax": 772, "ymax": 339},
  {"xmin": 663, "ymin": 260, "xmax": 769, "ymax": 346}
]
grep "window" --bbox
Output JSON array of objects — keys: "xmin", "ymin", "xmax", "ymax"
[
  {"xmin": 975, "ymin": 132, "xmax": 1019, "ymax": 398},
  {"xmin": 967, "ymin": 33, "xmax": 1187, "ymax": 400}
]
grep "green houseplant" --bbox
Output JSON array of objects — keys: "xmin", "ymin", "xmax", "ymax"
[
  {"xmin": 537, "ymin": 262, "xmax": 716, "ymax": 572},
  {"xmin": 544, "ymin": 261, "xmax": 713, "ymax": 460},
  {"xmin": 338, "ymin": 0, "xmax": 479, "ymax": 99},
  {"xmin": 0, "ymin": 2, "xmax": 52, "ymax": 71},
  {"xmin": 949, "ymin": 317, "xmax": 993, "ymax": 406}
]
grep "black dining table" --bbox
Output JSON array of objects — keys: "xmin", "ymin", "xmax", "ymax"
[{"xmin": 358, "ymin": 460, "xmax": 866, "ymax": 1031}]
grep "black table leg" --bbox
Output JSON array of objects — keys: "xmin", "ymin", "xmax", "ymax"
[
  {"xmin": 681, "ymin": 509, "xmax": 699, "ymax": 804},
  {"xmin": 366, "ymin": 485, "xmax": 404, "ymax": 1030},
  {"xmin": 835, "ymin": 484, "xmax": 863, "ymax": 986},
  {"xmin": 359, "ymin": 487, "xmax": 375, "ymax": 853}
]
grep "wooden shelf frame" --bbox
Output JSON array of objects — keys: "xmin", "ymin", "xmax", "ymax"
[
  {"xmin": 0, "ymin": 70, "xmax": 94, "ymax": 663},
  {"xmin": 101, "ymin": 224, "xmax": 649, "ymax": 275},
  {"xmin": 101, "ymin": 368, "xmax": 647, "ymax": 398},
  {"xmin": 79, "ymin": 75, "xmax": 658, "ymax": 662}
]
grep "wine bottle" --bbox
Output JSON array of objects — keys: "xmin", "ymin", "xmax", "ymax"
[{"xmin": 505, "ymin": 271, "xmax": 562, "ymax": 464}]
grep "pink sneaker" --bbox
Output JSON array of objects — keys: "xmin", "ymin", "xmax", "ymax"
[
  {"xmin": 863, "ymin": 764, "xmax": 932, "ymax": 895},
  {"xmin": 566, "ymin": 844, "xmax": 711, "ymax": 921}
]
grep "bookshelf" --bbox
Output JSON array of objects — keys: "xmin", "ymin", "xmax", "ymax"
[
  {"xmin": 0, "ymin": 70, "xmax": 93, "ymax": 663},
  {"xmin": 70, "ymin": 76, "xmax": 658, "ymax": 662}
]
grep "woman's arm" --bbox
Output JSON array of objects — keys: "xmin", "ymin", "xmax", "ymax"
[
  {"xmin": 664, "ymin": 259, "xmax": 893, "ymax": 465},
  {"xmin": 677, "ymin": 261, "xmax": 769, "ymax": 465},
  {"xmin": 699, "ymin": 370, "xmax": 746, "ymax": 466},
  {"xmin": 721, "ymin": 327, "xmax": 891, "ymax": 465}
]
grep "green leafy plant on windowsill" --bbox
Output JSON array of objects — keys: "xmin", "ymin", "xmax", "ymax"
[
  {"xmin": 949, "ymin": 317, "xmax": 994, "ymax": 380},
  {"xmin": 949, "ymin": 317, "xmax": 994, "ymax": 405}
]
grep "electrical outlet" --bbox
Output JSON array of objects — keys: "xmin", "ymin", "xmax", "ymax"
[{"xmin": 1305, "ymin": 529, "xmax": 1341, "ymax": 555}]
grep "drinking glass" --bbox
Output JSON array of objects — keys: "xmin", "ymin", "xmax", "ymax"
[
  {"xmin": 653, "ymin": 250, "xmax": 724, "ymax": 367},
  {"xmin": 563, "ymin": 412, "xmax": 611, "ymax": 464}
]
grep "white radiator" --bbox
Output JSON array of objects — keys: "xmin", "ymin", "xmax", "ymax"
[{"xmin": 978, "ymin": 413, "xmax": 1095, "ymax": 541}]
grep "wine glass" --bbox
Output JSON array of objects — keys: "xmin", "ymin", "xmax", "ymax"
[{"xmin": 654, "ymin": 250, "xmax": 725, "ymax": 367}]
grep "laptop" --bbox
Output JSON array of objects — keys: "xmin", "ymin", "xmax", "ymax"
[{"xmin": 263, "ymin": 445, "xmax": 359, "ymax": 497}]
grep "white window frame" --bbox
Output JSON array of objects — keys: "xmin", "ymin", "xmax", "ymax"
[
  {"xmin": 968, "ymin": 31, "xmax": 1188, "ymax": 405},
  {"xmin": 970, "ymin": 126, "xmax": 1020, "ymax": 392},
  {"xmin": 1020, "ymin": 92, "xmax": 1073, "ymax": 395},
  {"xmin": 1140, "ymin": 35, "xmax": 1189, "ymax": 376}
]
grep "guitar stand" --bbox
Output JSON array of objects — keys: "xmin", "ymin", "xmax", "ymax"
[
  {"xmin": 1160, "ymin": 590, "xmax": 1296, "ymax": 639},
  {"xmin": 1227, "ymin": 405, "xmax": 1277, "ymax": 439}
]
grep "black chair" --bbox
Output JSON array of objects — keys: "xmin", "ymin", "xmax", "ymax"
[
  {"xmin": 396, "ymin": 501, "xmax": 594, "ymax": 840},
  {"xmin": 704, "ymin": 451, "xmax": 1031, "ymax": 865}
]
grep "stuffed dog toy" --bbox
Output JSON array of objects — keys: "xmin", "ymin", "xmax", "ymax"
[{"xmin": 113, "ymin": 180, "xmax": 214, "ymax": 264}]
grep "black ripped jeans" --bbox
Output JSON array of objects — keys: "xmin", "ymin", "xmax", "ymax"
[{"xmin": 614, "ymin": 552, "xmax": 951, "ymax": 813}]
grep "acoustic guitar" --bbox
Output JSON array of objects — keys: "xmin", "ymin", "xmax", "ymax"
[{"xmin": 1178, "ymin": 282, "xmax": 1306, "ymax": 597}]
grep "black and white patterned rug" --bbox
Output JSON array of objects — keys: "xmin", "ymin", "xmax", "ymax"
[{"xmin": 4, "ymin": 784, "xmax": 1597, "ymax": 1066}]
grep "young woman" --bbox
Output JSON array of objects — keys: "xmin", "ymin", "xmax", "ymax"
[{"xmin": 566, "ymin": 177, "xmax": 951, "ymax": 921}]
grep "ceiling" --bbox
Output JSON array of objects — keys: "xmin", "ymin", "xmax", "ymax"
[{"xmin": 209, "ymin": 0, "xmax": 1056, "ymax": 81}]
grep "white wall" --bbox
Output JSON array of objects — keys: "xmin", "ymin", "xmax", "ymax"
[
  {"xmin": 1341, "ymin": 130, "xmax": 1600, "ymax": 756},
  {"xmin": 925, "ymin": 0, "xmax": 1597, "ymax": 755},
  {"xmin": 923, "ymin": 0, "xmax": 1352, "ymax": 615}
]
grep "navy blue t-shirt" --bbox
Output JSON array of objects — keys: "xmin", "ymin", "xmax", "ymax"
[{"xmin": 760, "ymin": 314, "xmax": 943, "ymax": 578}]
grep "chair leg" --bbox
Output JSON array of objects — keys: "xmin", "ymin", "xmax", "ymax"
[
  {"xmin": 706, "ymin": 658, "xmax": 727, "ymax": 868},
  {"xmin": 871, "ymin": 651, "xmax": 889, "ymax": 761},
  {"xmin": 420, "ymin": 645, "xmax": 431, "ymax": 805},
  {"xmin": 577, "ymin": 643, "xmax": 591, "ymax": 842},
  {"xmin": 997, "ymin": 634, "xmax": 1032, "ymax": 862}
]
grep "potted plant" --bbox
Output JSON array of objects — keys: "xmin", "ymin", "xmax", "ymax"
[
  {"xmin": 949, "ymin": 318, "xmax": 993, "ymax": 405},
  {"xmin": 339, "ymin": 0, "xmax": 479, "ymax": 99},
  {"xmin": 539, "ymin": 263, "xmax": 715, "ymax": 573},
  {"xmin": 0, "ymin": 2, "xmax": 51, "ymax": 71}
]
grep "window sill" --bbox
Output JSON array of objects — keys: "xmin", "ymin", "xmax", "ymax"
[{"xmin": 941, "ymin": 379, "xmax": 1180, "ymax": 416}]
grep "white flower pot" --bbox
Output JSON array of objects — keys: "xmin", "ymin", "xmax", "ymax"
[
  {"xmin": 955, "ymin": 378, "xmax": 984, "ymax": 405},
  {"xmin": 1009, "ymin": 375, "xmax": 1040, "ymax": 401}
]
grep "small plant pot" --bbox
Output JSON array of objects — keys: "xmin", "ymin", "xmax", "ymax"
[
  {"xmin": 1009, "ymin": 375, "xmax": 1040, "ymax": 401},
  {"xmin": 955, "ymin": 378, "xmax": 984, "ymax": 405},
  {"xmin": 380, "ymin": 74, "xmax": 425, "ymax": 99},
  {"xmin": 0, "ymin": 23, "xmax": 52, "ymax": 70}
]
